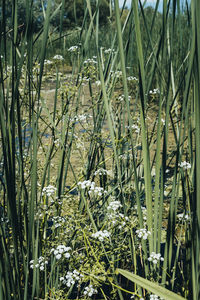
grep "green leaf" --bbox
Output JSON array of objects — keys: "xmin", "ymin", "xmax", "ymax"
[{"xmin": 116, "ymin": 269, "xmax": 186, "ymax": 300}]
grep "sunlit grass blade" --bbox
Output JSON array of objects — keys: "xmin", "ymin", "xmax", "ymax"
[
  {"xmin": 192, "ymin": 2, "xmax": 200, "ymax": 299},
  {"xmin": 116, "ymin": 269, "xmax": 186, "ymax": 300}
]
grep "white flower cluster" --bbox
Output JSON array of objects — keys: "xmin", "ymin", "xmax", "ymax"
[
  {"xmin": 83, "ymin": 285, "xmax": 98, "ymax": 297},
  {"xmin": 117, "ymin": 94, "xmax": 131, "ymax": 102},
  {"xmin": 42, "ymin": 185, "xmax": 56, "ymax": 197},
  {"xmin": 68, "ymin": 45, "xmax": 78, "ymax": 53},
  {"xmin": 30, "ymin": 256, "xmax": 48, "ymax": 271},
  {"xmin": 104, "ymin": 48, "xmax": 115, "ymax": 54},
  {"xmin": 107, "ymin": 200, "xmax": 129, "ymax": 227},
  {"xmin": 95, "ymin": 80, "xmax": 101, "ymax": 86},
  {"xmin": 107, "ymin": 200, "xmax": 122, "ymax": 211},
  {"xmin": 148, "ymin": 252, "xmax": 164, "ymax": 264},
  {"xmin": 53, "ymin": 54, "xmax": 64, "ymax": 61},
  {"xmin": 177, "ymin": 213, "xmax": 190, "ymax": 222},
  {"xmin": 125, "ymin": 124, "xmax": 140, "ymax": 134},
  {"xmin": 114, "ymin": 70, "xmax": 122, "ymax": 78},
  {"xmin": 92, "ymin": 230, "xmax": 110, "ymax": 241},
  {"xmin": 83, "ymin": 57, "xmax": 97, "ymax": 64},
  {"xmin": 118, "ymin": 213, "xmax": 129, "ymax": 229},
  {"xmin": 161, "ymin": 118, "xmax": 165, "ymax": 125},
  {"xmin": 134, "ymin": 205, "xmax": 147, "ymax": 222},
  {"xmin": 51, "ymin": 245, "xmax": 71, "ymax": 260},
  {"xmin": 136, "ymin": 228, "xmax": 151, "ymax": 240},
  {"xmin": 78, "ymin": 180, "xmax": 107, "ymax": 197},
  {"xmin": 78, "ymin": 180, "xmax": 93, "ymax": 189},
  {"xmin": 131, "ymin": 296, "xmax": 144, "ymax": 300},
  {"xmin": 71, "ymin": 114, "xmax": 91, "ymax": 123},
  {"xmin": 150, "ymin": 294, "xmax": 164, "ymax": 300},
  {"xmin": 52, "ymin": 216, "xmax": 66, "ymax": 228},
  {"xmin": 89, "ymin": 186, "xmax": 106, "ymax": 197},
  {"xmin": 141, "ymin": 206, "xmax": 147, "ymax": 221},
  {"xmin": 179, "ymin": 161, "xmax": 191, "ymax": 170},
  {"xmin": 60, "ymin": 270, "xmax": 83, "ymax": 287},
  {"xmin": 149, "ymin": 88, "xmax": 160, "ymax": 95},
  {"xmin": 127, "ymin": 76, "xmax": 138, "ymax": 81},
  {"xmin": 94, "ymin": 168, "xmax": 109, "ymax": 176},
  {"xmin": 71, "ymin": 114, "xmax": 86, "ymax": 122},
  {"xmin": 118, "ymin": 95, "xmax": 125, "ymax": 102},
  {"xmin": 131, "ymin": 124, "xmax": 140, "ymax": 133},
  {"xmin": 44, "ymin": 59, "xmax": 52, "ymax": 65}
]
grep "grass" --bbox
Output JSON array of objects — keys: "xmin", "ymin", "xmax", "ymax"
[{"xmin": 0, "ymin": 0, "xmax": 198, "ymax": 299}]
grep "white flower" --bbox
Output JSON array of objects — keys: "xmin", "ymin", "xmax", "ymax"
[
  {"xmin": 177, "ymin": 213, "xmax": 190, "ymax": 222},
  {"xmin": 148, "ymin": 252, "xmax": 164, "ymax": 264},
  {"xmin": 117, "ymin": 94, "xmax": 131, "ymax": 102},
  {"xmin": 136, "ymin": 228, "xmax": 151, "ymax": 240},
  {"xmin": 42, "ymin": 185, "xmax": 56, "ymax": 197},
  {"xmin": 179, "ymin": 161, "xmax": 191, "ymax": 170},
  {"xmin": 131, "ymin": 124, "xmax": 140, "ymax": 133},
  {"xmin": 115, "ymin": 70, "xmax": 122, "ymax": 78},
  {"xmin": 150, "ymin": 294, "xmax": 164, "ymax": 300},
  {"xmin": 60, "ymin": 270, "xmax": 83, "ymax": 288},
  {"xmin": 29, "ymin": 256, "xmax": 48, "ymax": 271},
  {"xmin": 107, "ymin": 200, "xmax": 122, "ymax": 212},
  {"xmin": 92, "ymin": 230, "xmax": 110, "ymax": 241},
  {"xmin": 52, "ymin": 216, "xmax": 65, "ymax": 228},
  {"xmin": 53, "ymin": 54, "xmax": 64, "ymax": 61},
  {"xmin": 44, "ymin": 59, "xmax": 52, "ymax": 65},
  {"xmin": 104, "ymin": 48, "xmax": 115, "ymax": 54},
  {"xmin": 149, "ymin": 88, "xmax": 160, "ymax": 95},
  {"xmin": 68, "ymin": 45, "xmax": 78, "ymax": 52},
  {"xmin": 71, "ymin": 114, "xmax": 89, "ymax": 123},
  {"xmin": 78, "ymin": 180, "xmax": 93, "ymax": 189},
  {"xmin": 55, "ymin": 253, "xmax": 62, "ymax": 260},
  {"xmin": 161, "ymin": 118, "xmax": 165, "ymax": 125},
  {"xmin": 118, "ymin": 95, "xmax": 125, "ymax": 102},
  {"xmin": 64, "ymin": 252, "xmax": 70, "ymax": 259},
  {"xmin": 94, "ymin": 168, "xmax": 108, "ymax": 176},
  {"xmin": 78, "ymin": 180, "xmax": 107, "ymax": 196},
  {"xmin": 83, "ymin": 58, "xmax": 97, "ymax": 64},
  {"xmin": 127, "ymin": 76, "xmax": 138, "ymax": 81},
  {"xmin": 51, "ymin": 245, "xmax": 71, "ymax": 260},
  {"xmin": 95, "ymin": 80, "xmax": 101, "ymax": 86},
  {"xmin": 83, "ymin": 285, "xmax": 98, "ymax": 297}
]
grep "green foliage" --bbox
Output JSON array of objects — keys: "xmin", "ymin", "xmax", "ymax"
[
  {"xmin": 54, "ymin": 0, "xmax": 110, "ymax": 29},
  {"xmin": 116, "ymin": 269, "xmax": 186, "ymax": 300},
  {"xmin": 0, "ymin": 0, "xmax": 198, "ymax": 299}
]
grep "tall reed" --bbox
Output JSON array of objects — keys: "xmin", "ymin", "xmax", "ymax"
[{"xmin": 0, "ymin": 0, "xmax": 197, "ymax": 299}]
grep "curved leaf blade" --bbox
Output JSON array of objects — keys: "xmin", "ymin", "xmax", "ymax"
[{"xmin": 116, "ymin": 269, "xmax": 186, "ymax": 300}]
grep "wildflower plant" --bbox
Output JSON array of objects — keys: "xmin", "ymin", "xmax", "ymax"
[
  {"xmin": 60, "ymin": 270, "xmax": 84, "ymax": 288},
  {"xmin": 91, "ymin": 230, "xmax": 111, "ymax": 242},
  {"xmin": 51, "ymin": 245, "xmax": 71, "ymax": 260},
  {"xmin": 0, "ymin": 0, "xmax": 197, "ymax": 299},
  {"xmin": 136, "ymin": 228, "xmax": 151, "ymax": 240},
  {"xmin": 30, "ymin": 256, "xmax": 48, "ymax": 271},
  {"xmin": 148, "ymin": 252, "xmax": 164, "ymax": 265}
]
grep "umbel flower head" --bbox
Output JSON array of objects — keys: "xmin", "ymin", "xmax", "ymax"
[
  {"xmin": 29, "ymin": 256, "xmax": 48, "ymax": 271},
  {"xmin": 42, "ymin": 185, "xmax": 56, "ymax": 197},
  {"xmin": 92, "ymin": 230, "xmax": 110, "ymax": 242},
  {"xmin": 60, "ymin": 270, "xmax": 83, "ymax": 287},
  {"xmin": 148, "ymin": 252, "xmax": 164, "ymax": 264},
  {"xmin": 136, "ymin": 228, "xmax": 151, "ymax": 240},
  {"xmin": 53, "ymin": 54, "xmax": 64, "ymax": 61},
  {"xmin": 83, "ymin": 285, "xmax": 98, "ymax": 297},
  {"xmin": 51, "ymin": 245, "xmax": 71, "ymax": 260}
]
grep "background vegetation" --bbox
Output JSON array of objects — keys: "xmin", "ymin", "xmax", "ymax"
[{"xmin": 0, "ymin": 0, "xmax": 198, "ymax": 299}]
